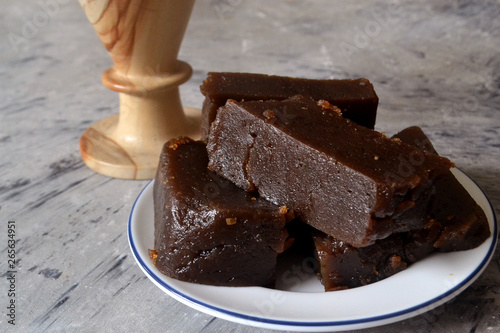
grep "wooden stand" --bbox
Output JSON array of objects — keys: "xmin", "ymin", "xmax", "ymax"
[{"xmin": 78, "ymin": 0, "xmax": 200, "ymax": 180}]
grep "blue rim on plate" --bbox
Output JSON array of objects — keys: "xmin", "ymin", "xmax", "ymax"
[{"xmin": 128, "ymin": 169, "xmax": 498, "ymax": 331}]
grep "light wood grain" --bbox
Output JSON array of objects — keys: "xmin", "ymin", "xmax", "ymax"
[{"xmin": 79, "ymin": 0, "xmax": 200, "ymax": 180}]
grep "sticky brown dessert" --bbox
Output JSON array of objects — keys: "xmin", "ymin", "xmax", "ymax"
[
  {"xmin": 392, "ymin": 126, "xmax": 491, "ymax": 251},
  {"xmin": 207, "ymin": 95, "xmax": 454, "ymax": 247},
  {"xmin": 308, "ymin": 127, "xmax": 490, "ymax": 291},
  {"xmin": 153, "ymin": 137, "xmax": 289, "ymax": 287},
  {"xmin": 311, "ymin": 220, "xmax": 442, "ymax": 291},
  {"xmin": 200, "ymin": 72, "xmax": 379, "ymax": 138}
]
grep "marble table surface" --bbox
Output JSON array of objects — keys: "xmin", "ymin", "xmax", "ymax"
[{"xmin": 1, "ymin": 1, "xmax": 499, "ymax": 332}]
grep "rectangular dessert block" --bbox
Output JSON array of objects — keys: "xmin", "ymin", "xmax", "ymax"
[
  {"xmin": 207, "ymin": 95, "xmax": 453, "ymax": 247},
  {"xmin": 311, "ymin": 220, "xmax": 442, "ymax": 291},
  {"xmin": 307, "ymin": 126, "xmax": 490, "ymax": 291},
  {"xmin": 392, "ymin": 126, "xmax": 491, "ymax": 251},
  {"xmin": 153, "ymin": 137, "xmax": 289, "ymax": 287},
  {"xmin": 200, "ymin": 72, "xmax": 379, "ymax": 138}
]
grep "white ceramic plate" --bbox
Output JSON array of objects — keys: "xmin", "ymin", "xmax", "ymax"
[{"xmin": 128, "ymin": 168, "xmax": 497, "ymax": 332}]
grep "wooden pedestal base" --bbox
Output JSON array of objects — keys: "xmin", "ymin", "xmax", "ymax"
[{"xmin": 80, "ymin": 107, "xmax": 200, "ymax": 180}]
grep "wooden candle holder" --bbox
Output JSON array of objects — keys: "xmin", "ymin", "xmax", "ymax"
[{"xmin": 79, "ymin": 0, "xmax": 200, "ymax": 180}]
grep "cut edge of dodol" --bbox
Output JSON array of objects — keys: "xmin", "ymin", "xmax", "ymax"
[{"xmin": 207, "ymin": 95, "xmax": 454, "ymax": 247}]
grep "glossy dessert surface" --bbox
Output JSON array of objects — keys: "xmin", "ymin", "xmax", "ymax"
[
  {"xmin": 207, "ymin": 95, "xmax": 453, "ymax": 247},
  {"xmin": 153, "ymin": 137, "xmax": 288, "ymax": 287},
  {"xmin": 311, "ymin": 220, "xmax": 441, "ymax": 291},
  {"xmin": 393, "ymin": 126, "xmax": 491, "ymax": 251},
  {"xmin": 309, "ymin": 127, "xmax": 491, "ymax": 291},
  {"xmin": 200, "ymin": 72, "xmax": 379, "ymax": 137}
]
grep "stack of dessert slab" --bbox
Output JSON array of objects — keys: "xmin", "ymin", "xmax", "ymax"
[{"xmin": 152, "ymin": 73, "xmax": 490, "ymax": 291}]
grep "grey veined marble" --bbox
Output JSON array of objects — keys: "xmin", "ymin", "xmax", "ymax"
[{"xmin": 0, "ymin": 0, "xmax": 498, "ymax": 332}]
